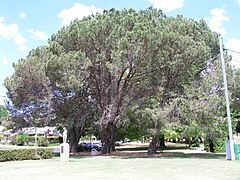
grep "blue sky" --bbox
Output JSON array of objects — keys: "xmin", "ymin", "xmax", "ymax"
[{"xmin": 0, "ymin": 0, "xmax": 240, "ymax": 105}]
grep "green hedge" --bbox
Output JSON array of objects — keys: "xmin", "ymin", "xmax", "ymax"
[
  {"xmin": 15, "ymin": 134, "xmax": 60, "ymax": 146},
  {"xmin": 0, "ymin": 134, "xmax": 4, "ymax": 140},
  {"xmin": 204, "ymin": 138, "xmax": 226, "ymax": 153},
  {"xmin": 28, "ymin": 136, "xmax": 60, "ymax": 143},
  {"xmin": 0, "ymin": 148, "xmax": 53, "ymax": 162},
  {"xmin": 16, "ymin": 133, "xmax": 29, "ymax": 145},
  {"xmin": 37, "ymin": 136, "xmax": 49, "ymax": 147},
  {"xmin": 47, "ymin": 136, "xmax": 60, "ymax": 144}
]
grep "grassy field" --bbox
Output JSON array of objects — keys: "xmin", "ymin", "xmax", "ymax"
[
  {"xmin": 1, "ymin": 142, "xmax": 240, "ymax": 180},
  {"xmin": 0, "ymin": 154, "xmax": 240, "ymax": 180}
]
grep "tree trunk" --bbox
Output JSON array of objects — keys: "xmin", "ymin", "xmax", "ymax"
[
  {"xmin": 101, "ymin": 125, "xmax": 112, "ymax": 154},
  {"xmin": 111, "ymin": 125, "xmax": 117, "ymax": 151},
  {"xmin": 101, "ymin": 123, "xmax": 116, "ymax": 154},
  {"xmin": 99, "ymin": 101, "xmax": 120, "ymax": 155},
  {"xmin": 159, "ymin": 135, "xmax": 166, "ymax": 147},
  {"xmin": 112, "ymin": 142, "xmax": 116, "ymax": 151},
  {"xmin": 185, "ymin": 137, "xmax": 191, "ymax": 146},
  {"xmin": 68, "ymin": 127, "xmax": 81, "ymax": 153},
  {"xmin": 101, "ymin": 141, "xmax": 112, "ymax": 154},
  {"xmin": 148, "ymin": 121, "xmax": 161, "ymax": 156},
  {"xmin": 209, "ymin": 140, "xmax": 214, "ymax": 153},
  {"xmin": 147, "ymin": 136, "xmax": 158, "ymax": 155}
]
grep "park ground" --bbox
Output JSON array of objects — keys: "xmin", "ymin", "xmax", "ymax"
[{"xmin": 0, "ymin": 142, "xmax": 240, "ymax": 180}]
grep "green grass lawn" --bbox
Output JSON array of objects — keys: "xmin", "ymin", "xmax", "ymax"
[
  {"xmin": 1, "ymin": 142, "xmax": 240, "ymax": 180},
  {"xmin": 0, "ymin": 155, "xmax": 240, "ymax": 180}
]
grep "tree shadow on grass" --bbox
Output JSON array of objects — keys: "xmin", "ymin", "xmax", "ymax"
[
  {"xmin": 112, "ymin": 145, "xmax": 226, "ymax": 160},
  {"xmin": 53, "ymin": 152, "xmax": 94, "ymax": 159},
  {"xmin": 111, "ymin": 152, "xmax": 226, "ymax": 160},
  {"xmin": 160, "ymin": 152, "xmax": 225, "ymax": 159},
  {"xmin": 116, "ymin": 145, "xmax": 191, "ymax": 152},
  {"xmin": 69, "ymin": 156, "xmax": 93, "ymax": 160},
  {"xmin": 56, "ymin": 152, "xmax": 225, "ymax": 161},
  {"xmin": 116, "ymin": 146, "xmax": 149, "ymax": 151},
  {"xmin": 55, "ymin": 145, "xmax": 226, "ymax": 160}
]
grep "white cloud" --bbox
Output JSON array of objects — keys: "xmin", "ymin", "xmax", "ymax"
[
  {"xmin": 15, "ymin": 34, "xmax": 26, "ymax": 45},
  {"xmin": 235, "ymin": 0, "xmax": 240, "ymax": 6},
  {"xmin": 0, "ymin": 16, "xmax": 28, "ymax": 51},
  {"xmin": 208, "ymin": 8, "xmax": 229, "ymax": 37},
  {"xmin": 0, "ymin": 17, "xmax": 19, "ymax": 39},
  {"xmin": 19, "ymin": 12, "xmax": 26, "ymax": 19},
  {"xmin": 149, "ymin": 0, "xmax": 184, "ymax": 12},
  {"xmin": 27, "ymin": 29, "xmax": 48, "ymax": 41},
  {"xmin": 226, "ymin": 38, "xmax": 240, "ymax": 68},
  {"xmin": 15, "ymin": 34, "xmax": 27, "ymax": 51},
  {"xmin": 1, "ymin": 57, "xmax": 9, "ymax": 65},
  {"xmin": 17, "ymin": 44, "xmax": 28, "ymax": 51},
  {"xmin": 58, "ymin": 3, "xmax": 102, "ymax": 26}
]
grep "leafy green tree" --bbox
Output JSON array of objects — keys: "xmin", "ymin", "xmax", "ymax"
[
  {"xmin": 4, "ymin": 47, "xmax": 53, "ymax": 130},
  {"xmin": 115, "ymin": 107, "xmax": 151, "ymax": 143},
  {"xmin": 5, "ymin": 47, "xmax": 94, "ymax": 153},
  {"xmin": 228, "ymin": 67, "xmax": 240, "ymax": 135},
  {"xmin": 51, "ymin": 93, "xmax": 96, "ymax": 152},
  {"xmin": 16, "ymin": 133, "xmax": 29, "ymax": 145},
  {"xmin": 46, "ymin": 49, "xmax": 97, "ymax": 152},
  {"xmin": 228, "ymin": 67, "xmax": 240, "ymax": 111},
  {"xmin": 0, "ymin": 105, "xmax": 8, "ymax": 126},
  {"xmin": 48, "ymin": 8, "xmax": 218, "ymax": 154},
  {"xmin": 5, "ymin": 8, "xmax": 218, "ymax": 155},
  {"xmin": 175, "ymin": 58, "xmax": 228, "ymax": 152}
]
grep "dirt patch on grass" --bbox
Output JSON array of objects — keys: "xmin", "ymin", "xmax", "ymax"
[{"xmin": 70, "ymin": 150, "xmax": 176, "ymax": 158}]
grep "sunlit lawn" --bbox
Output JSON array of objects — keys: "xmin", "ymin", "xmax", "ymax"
[{"xmin": 0, "ymin": 153, "xmax": 240, "ymax": 180}]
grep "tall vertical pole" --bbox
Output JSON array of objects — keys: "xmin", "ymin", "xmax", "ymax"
[{"xmin": 219, "ymin": 35, "xmax": 235, "ymax": 161}]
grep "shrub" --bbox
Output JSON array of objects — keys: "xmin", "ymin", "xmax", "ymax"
[
  {"xmin": 204, "ymin": 138, "xmax": 226, "ymax": 153},
  {"xmin": 35, "ymin": 148, "xmax": 54, "ymax": 159},
  {"xmin": 47, "ymin": 136, "xmax": 60, "ymax": 144},
  {"xmin": 0, "ymin": 134, "xmax": 4, "ymax": 141},
  {"xmin": 0, "ymin": 148, "xmax": 53, "ymax": 162},
  {"xmin": 16, "ymin": 133, "xmax": 29, "ymax": 145},
  {"xmin": 190, "ymin": 137, "xmax": 200, "ymax": 147},
  {"xmin": 14, "ymin": 135, "xmax": 60, "ymax": 146},
  {"xmin": 37, "ymin": 136, "xmax": 49, "ymax": 147},
  {"xmin": 28, "ymin": 136, "xmax": 36, "ymax": 142},
  {"xmin": 163, "ymin": 129, "xmax": 181, "ymax": 142},
  {"xmin": 213, "ymin": 139, "xmax": 226, "ymax": 152}
]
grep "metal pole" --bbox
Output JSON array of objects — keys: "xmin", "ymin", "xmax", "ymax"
[
  {"xmin": 219, "ymin": 35, "xmax": 235, "ymax": 161},
  {"xmin": 35, "ymin": 127, "xmax": 38, "ymax": 147}
]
